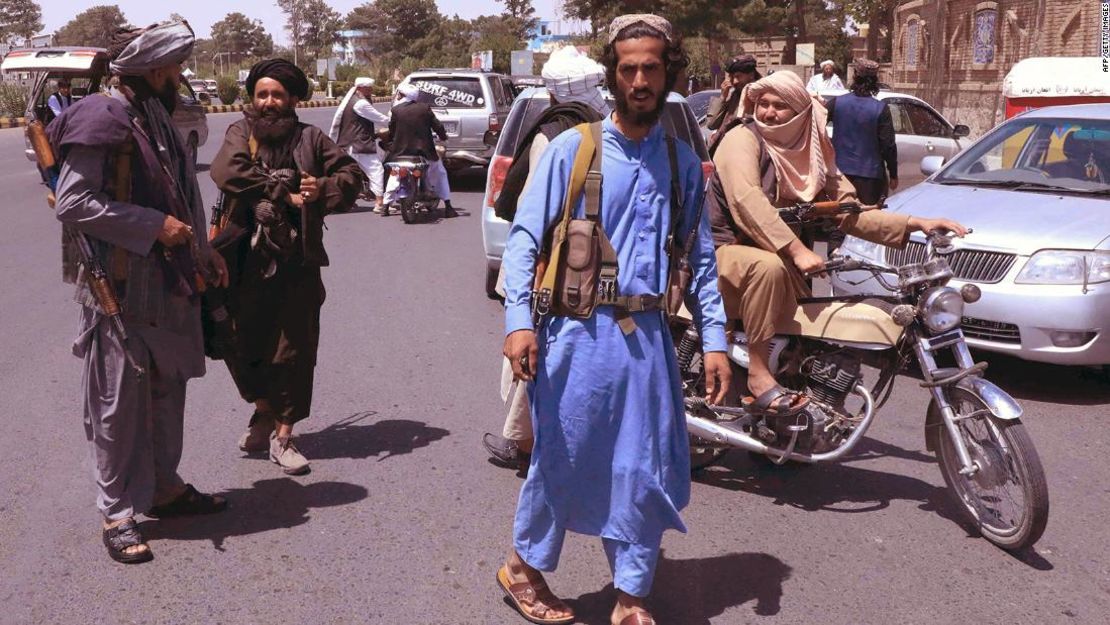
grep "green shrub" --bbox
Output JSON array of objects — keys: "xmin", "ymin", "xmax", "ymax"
[
  {"xmin": 0, "ymin": 83, "xmax": 28, "ymax": 118},
  {"xmin": 331, "ymin": 81, "xmax": 351, "ymax": 97},
  {"xmin": 216, "ymin": 76, "xmax": 241, "ymax": 105}
]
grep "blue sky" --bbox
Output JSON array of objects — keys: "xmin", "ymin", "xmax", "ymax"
[{"xmin": 39, "ymin": 0, "xmax": 581, "ymax": 43}]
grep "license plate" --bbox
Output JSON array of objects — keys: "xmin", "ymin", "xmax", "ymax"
[{"xmin": 442, "ymin": 121, "xmax": 459, "ymax": 135}]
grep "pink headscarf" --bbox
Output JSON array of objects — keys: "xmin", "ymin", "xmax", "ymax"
[{"xmin": 740, "ymin": 71, "xmax": 837, "ymax": 203}]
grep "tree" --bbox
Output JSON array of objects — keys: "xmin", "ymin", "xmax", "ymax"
[
  {"xmin": 346, "ymin": 0, "xmax": 442, "ymax": 64},
  {"xmin": 210, "ymin": 12, "xmax": 273, "ymax": 65},
  {"xmin": 276, "ymin": 0, "xmax": 306, "ymax": 64},
  {"xmin": 0, "ymin": 0, "xmax": 43, "ymax": 42},
  {"xmin": 471, "ymin": 14, "xmax": 520, "ymax": 73},
  {"xmin": 299, "ymin": 0, "xmax": 343, "ymax": 62},
  {"xmin": 842, "ymin": 0, "xmax": 896, "ymax": 61},
  {"xmin": 499, "ymin": 0, "xmax": 538, "ymax": 43},
  {"xmin": 55, "ymin": 5, "xmax": 128, "ymax": 48}
]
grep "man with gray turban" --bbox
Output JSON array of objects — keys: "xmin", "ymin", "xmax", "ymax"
[
  {"xmin": 482, "ymin": 45, "xmax": 608, "ymax": 471},
  {"xmin": 49, "ymin": 19, "xmax": 229, "ymax": 564}
]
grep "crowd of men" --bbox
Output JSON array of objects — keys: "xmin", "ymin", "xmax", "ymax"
[{"xmin": 46, "ymin": 12, "xmax": 963, "ymax": 625}]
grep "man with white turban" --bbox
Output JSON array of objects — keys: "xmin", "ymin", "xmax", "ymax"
[
  {"xmin": 330, "ymin": 77, "xmax": 391, "ymax": 212},
  {"xmin": 382, "ymin": 82, "xmax": 455, "ymax": 216},
  {"xmin": 806, "ymin": 59, "xmax": 845, "ymax": 94},
  {"xmin": 481, "ymin": 45, "xmax": 609, "ymax": 471},
  {"xmin": 49, "ymin": 19, "xmax": 230, "ymax": 564}
]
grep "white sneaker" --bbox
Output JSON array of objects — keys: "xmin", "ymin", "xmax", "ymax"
[
  {"xmin": 238, "ymin": 414, "xmax": 273, "ymax": 452},
  {"xmin": 269, "ymin": 433, "xmax": 310, "ymax": 475},
  {"xmin": 372, "ymin": 204, "xmax": 384, "ymax": 214}
]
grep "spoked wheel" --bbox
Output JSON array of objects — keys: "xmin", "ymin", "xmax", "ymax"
[
  {"xmin": 929, "ymin": 387, "xmax": 1049, "ymax": 550},
  {"xmin": 400, "ymin": 198, "xmax": 416, "ymax": 224}
]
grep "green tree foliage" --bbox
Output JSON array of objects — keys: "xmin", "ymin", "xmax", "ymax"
[
  {"xmin": 841, "ymin": 0, "xmax": 896, "ymax": 61},
  {"xmin": 210, "ymin": 12, "xmax": 273, "ymax": 64},
  {"xmin": 276, "ymin": 0, "xmax": 307, "ymax": 63},
  {"xmin": 471, "ymin": 14, "xmax": 520, "ymax": 73},
  {"xmin": 0, "ymin": 0, "xmax": 44, "ymax": 42},
  {"xmin": 499, "ymin": 0, "xmax": 537, "ymax": 42},
  {"xmin": 54, "ymin": 5, "xmax": 128, "ymax": 48},
  {"xmin": 300, "ymin": 0, "xmax": 343, "ymax": 62},
  {"xmin": 216, "ymin": 74, "xmax": 241, "ymax": 104}
]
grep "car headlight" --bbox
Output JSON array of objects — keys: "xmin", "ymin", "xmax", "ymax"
[
  {"xmin": 919, "ymin": 286, "xmax": 965, "ymax": 333},
  {"xmin": 840, "ymin": 235, "xmax": 883, "ymax": 262},
  {"xmin": 1015, "ymin": 250, "xmax": 1110, "ymax": 285}
]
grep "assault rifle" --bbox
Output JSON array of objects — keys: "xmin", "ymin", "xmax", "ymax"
[
  {"xmin": 27, "ymin": 120, "xmax": 144, "ymax": 377},
  {"xmin": 777, "ymin": 200, "xmax": 884, "ymax": 226}
]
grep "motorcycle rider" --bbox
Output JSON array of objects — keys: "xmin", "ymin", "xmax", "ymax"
[
  {"xmin": 710, "ymin": 70, "xmax": 966, "ymax": 414},
  {"xmin": 382, "ymin": 83, "xmax": 456, "ymax": 217}
]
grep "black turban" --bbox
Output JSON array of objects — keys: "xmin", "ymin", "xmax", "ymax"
[{"xmin": 246, "ymin": 58, "xmax": 311, "ymax": 101}]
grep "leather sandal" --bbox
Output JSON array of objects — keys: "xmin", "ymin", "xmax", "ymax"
[
  {"xmin": 496, "ymin": 565, "xmax": 575, "ymax": 624},
  {"xmin": 102, "ymin": 518, "xmax": 153, "ymax": 564},
  {"xmin": 741, "ymin": 384, "xmax": 809, "ymax": 417},
  {"xmin": 146, "ymin": 484, "xmax": 228, "ymax": 519},
  {"xmin": 618, "ymin": 611, "xmax": 656, "ymax": 625}
]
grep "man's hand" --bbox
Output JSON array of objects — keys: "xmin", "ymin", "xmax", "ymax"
[
  {"xmin": 889, "ymin": 177, "xmax": 899, "ymax": 191},
  {"xmin": 908, "ymin": 216, "xmax": 968, "ymax": 237},
  {"xmin": 157, "ymin": 215, "xmax": 194, "ymax": 247},
  {"xmin": 300, "ymin": 173, "xmax": 319, "ymax": 203},
  {"xmin": 205, "ymin": 250, "xmax": 229, "ymax": 288},
  {"xmin": 287, "ymin": 191, "xmax": 306, "ymax": 209},
  {"xmin": 504, "ymin": 330, "xmax": 539, "ymax": 382},
  {"xmin": 703, "ymin": 352, "xmax": 731, "ymax": 405},
  {"xmin": 787, "ymin": 239, "xmax": 826, "ymax": 276}
]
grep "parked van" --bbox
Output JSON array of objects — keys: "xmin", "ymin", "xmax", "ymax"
[
  {"xmin": 396, "ymin": 68, "xmax": 515, "ymax": 171},
  {"xmin": 1, "ymin": 47, "xmax": 208, "ymax": 165}
]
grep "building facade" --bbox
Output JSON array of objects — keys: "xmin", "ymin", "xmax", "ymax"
[{"xmin": 891, "ymin": 0, "xmax": 1099, "ymax": 136}]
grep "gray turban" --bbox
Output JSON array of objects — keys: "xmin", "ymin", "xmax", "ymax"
[{"xmin": 108, "ymin": 20, "xmax": 195, "ymax": 76}]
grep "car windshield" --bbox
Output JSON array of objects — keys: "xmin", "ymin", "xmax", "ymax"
[
  {"xmin": 935, "ymin": 117, "xmax": 1110, "ymax": 195},
  {"xmin": 408, "ymin": 77, "xmax": 485, "ymax": 109},
  {"xmin": 497, "ymin": 93, "xmax": 709, "ymax": 161}
]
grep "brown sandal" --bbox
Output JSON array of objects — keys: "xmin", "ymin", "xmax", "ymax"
[
  {"xmin": 618, "ymin": 611, "xmax": 656, "ymax": 625},
  {"xmin": 497, "ymin": 565, "xmax": 575, "ymax": 624}
]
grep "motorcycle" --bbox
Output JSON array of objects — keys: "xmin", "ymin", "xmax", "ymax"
[
  {"xmin": 383, "ymin": 144, "xmax": 447, "ymax": 224},
  {"xmin": 675, "ymin": 226, "xmax": 1049, "ymax": 550}
]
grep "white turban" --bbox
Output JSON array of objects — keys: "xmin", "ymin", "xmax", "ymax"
[
  {"xmin": 541, "ymin": 46, "xmax": 608, "ymax": 114},
  {"xmin": 397, "ymin": 82, "xmax": 420, "ymax": 104},
  {"xmin": 819, "ymin": 59, "xmax": 836, "ymax": 69},
  {"xmin": 109, "ymin": 20, "xmax": 195, "ymax": 76},
  {"xmin": 354, "ymin": 76, "xmax": 374, "ymax": 88}
]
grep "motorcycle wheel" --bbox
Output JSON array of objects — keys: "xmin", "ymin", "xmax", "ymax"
[
  {"xmin": 400, "ymin": 198, "xmax": 416, "ymax": 224},
  {"xmin": 928, "ymin": 387, "xmax": 1049, "ymax": 551}
]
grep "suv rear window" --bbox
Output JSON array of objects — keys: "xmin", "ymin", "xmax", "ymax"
[{"xmin": 409, "ymin": 77, "xmax": 485, "ymax": 109}]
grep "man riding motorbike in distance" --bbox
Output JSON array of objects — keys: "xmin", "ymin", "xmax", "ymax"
[
  {"xmin": 709, "ymin": 70, "xmax": 967, "ymax": 415},
  {"xmin": 382, "ymin": 83, "xmax": 456, "ymax": 217}
]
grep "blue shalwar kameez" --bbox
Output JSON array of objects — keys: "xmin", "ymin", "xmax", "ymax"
[{"xmin": 503, "ymin": 117, "xmax": 728, "ymax": 597}]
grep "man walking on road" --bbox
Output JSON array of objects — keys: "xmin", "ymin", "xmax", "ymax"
[
  {"xmin": 825, "ymin": 59, "xmax": 898, "ymax": 205},
  {"xmin": 330, "ymin": 77, "xmax": 390, "ymax": 213},
  {"xmin": 210, "ymin": 59, "xmax": 363, "ymax": 476},
  {"xmin": 497, "ymin": 15, "xmax": 730, "ymax": 625},
  {"xmin": 51, "ymin": 19, "xmax": 229, "ymax": 564}
]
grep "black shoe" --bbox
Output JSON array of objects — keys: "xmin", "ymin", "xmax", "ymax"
[
  {"xmin": 482, "ymin": 433, "xmax": 529, "ymax": 469},
  {"xmin": 444, "ymin": 203, "xmax": 458, "ymax": 218}
]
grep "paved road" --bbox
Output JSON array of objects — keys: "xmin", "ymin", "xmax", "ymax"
[{"xmin": 0, "ymin": 108, "xmax": 1108, "ymax": 625}]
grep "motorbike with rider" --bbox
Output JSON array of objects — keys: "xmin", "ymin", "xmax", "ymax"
[{"xmin": 382, "ymin": 83, "xmax": 455, "ymax": 221}]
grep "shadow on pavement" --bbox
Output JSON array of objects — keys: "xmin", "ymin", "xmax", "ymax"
[
  {"xmin": 567, "ymin": 551, "xmax": 791, "ymax": 624},
  {"xmin": 296, "ymin": 411, "xmax": 450, "ymax": 461},
  {"xmin": 839, "ymin": 436, "xmax": 936, "ymax": 465},
  {"xmin": 144, "ymin": 478, "xmax": 368, "ymax": 551}
]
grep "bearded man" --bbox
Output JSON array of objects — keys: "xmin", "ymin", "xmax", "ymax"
[
  {"xmin": 51, "ymin": 20, "xmax": 229, "ymax": 564},
  {"xmin": 210, "ymin": 59, "xmax": 362, "ymax": 476},
  {"xmin": 497, "ymin": 15, "xmax": 730, "ymax": 625}
]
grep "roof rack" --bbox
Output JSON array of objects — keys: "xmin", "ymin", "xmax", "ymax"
[{"xmin": 415, "ymin": 67, "xmax": 489, "ymax": 73}]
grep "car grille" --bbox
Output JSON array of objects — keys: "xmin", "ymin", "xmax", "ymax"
[
  {"xmin": 886, "ymin": 242, "xmax": 1016, "ymax": 283},
  {"xmin": 961, "ymin": 317, "xmax": 1021, "ymax": 344}
]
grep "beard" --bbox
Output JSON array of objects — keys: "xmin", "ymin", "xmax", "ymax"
[
  {"xmin": 613, "ymin": 86, "xmax": 667, "ymax": 128},
  {"xmin": 249, "ymin": 104, "xmax": 298, "ymax": 145}
]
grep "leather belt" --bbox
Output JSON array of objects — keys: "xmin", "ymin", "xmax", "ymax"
[{"xmin": 598, "ymin": 293, "xmax": 664, "ymax": 313}]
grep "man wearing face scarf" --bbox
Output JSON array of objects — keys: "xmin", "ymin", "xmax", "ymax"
[
  {"xmin": 497, "ymin": 15, "xmax": 729, "ymax": 625},
  {"xmin": 210, "ymin": 58, "xmax": 362, "ymax": 476},
  {"xmin": 709, "ymin": 70, "xmax": 965, "ymax": 414},
  {"xmin": 50, "ymin": 19, "xmax": 230, "ymax": 565}
]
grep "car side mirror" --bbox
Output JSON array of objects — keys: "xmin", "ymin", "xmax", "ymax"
[
  {"xmin": 921, "ymin": 155, "xmax": 946, "ymax": 176},
  {"xmin": 483, "ymin": 129, "xmax": 500, "ymax": 148},
  {"xmin": 952, "ymin": 124, "xmax": 970, "ymax": 139}
]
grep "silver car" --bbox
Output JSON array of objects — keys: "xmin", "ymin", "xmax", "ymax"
[
  {"xmin": 481, "ymin": 88, "xmax": 712, "ymax": 297},
  {"xmin": 831, "ymin": 104, "xmax": 1110, "ymax": 367},
  {"xmin": 396, "ymin": 69, "xmax": 515, "ymax": 172}
]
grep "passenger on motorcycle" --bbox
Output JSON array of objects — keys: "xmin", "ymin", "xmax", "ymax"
[
  {"xmin": 709, "ymin": 70, "xmax": 966, "ymax": 414},
  {"xmin": 382, "ymin": 83, "xmax": 457, "ymax": 217}
]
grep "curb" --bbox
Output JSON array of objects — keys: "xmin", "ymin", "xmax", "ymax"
[{"xmin": 0, "ymin": 97, "xmax": 370, "ymax": 129}]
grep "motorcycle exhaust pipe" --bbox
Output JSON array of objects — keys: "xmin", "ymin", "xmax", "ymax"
[{"xmin": 686, "ymin": 384, "xmax": 876, "ymax": 464}]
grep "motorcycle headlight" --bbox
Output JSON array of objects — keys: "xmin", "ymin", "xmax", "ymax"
[
  {"xmin": 919, "ymin": 286, "xmax": 964, "ymax": 334},
  {"xmin": 1015, "ymin": 250, "xmax": 1110, "ymax": 285}
]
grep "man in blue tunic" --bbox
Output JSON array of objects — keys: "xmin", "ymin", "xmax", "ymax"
[{"xmin": 497, "ymin": 15, "xmax": 731, "ymax": 625}]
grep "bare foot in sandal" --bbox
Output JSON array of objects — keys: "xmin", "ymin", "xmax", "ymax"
[
  {"xmin": 103, "ymin": 517, "xmax": 152, "ymax": 564},
  {"xmin": 612, "ymin": 592, "xmax": 655, "ymax": 625},
  {"xmin": 497, "ymin": 551, "xmax": 574, "ymax": 624}
]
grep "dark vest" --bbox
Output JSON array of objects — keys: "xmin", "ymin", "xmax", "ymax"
[
  {"xmin": 708, "ymin": 119, "xmax": 777, "ymax": 248},
  {"xmin": 831, "ymin": 93, "xmax": 885, "ymax": 179},
  {"xmin": 336, "ymin": 93, "xmax": 376, "ymax": 153}
]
